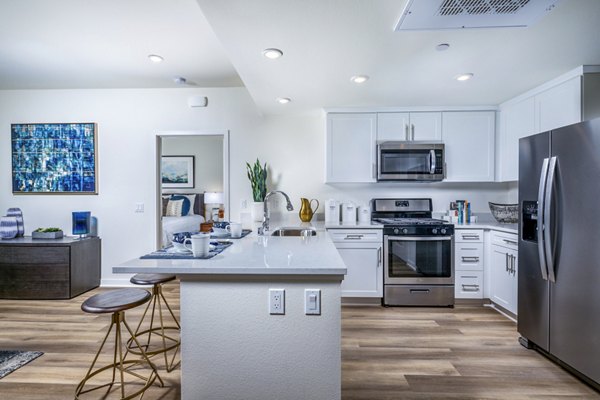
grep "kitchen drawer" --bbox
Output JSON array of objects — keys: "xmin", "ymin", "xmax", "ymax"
[
  {"xmin": 455, "ymin": 271, "xmax": 484, "ymax": 299},
  {"xmin": 455, "ymin": 242, "xmax": 483, "ymax": 270},
  {"xmin": 328, "ymin": 229, "xmax": 382, "ymax": 243},
  {"xmin": 455, "ymin": 229, "xmax": 483, "ymax": 243},
  {"xmin": 491, "ymin": 231, "xmax": 518, "ymax": 250}
]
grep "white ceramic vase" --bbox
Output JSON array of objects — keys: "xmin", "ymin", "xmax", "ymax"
[{"xmin": 251, "ymin": 201, "xmax": 264, "ymax": 222}]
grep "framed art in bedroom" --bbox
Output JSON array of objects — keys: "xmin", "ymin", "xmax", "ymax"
[
  {"xmin": 161, "ymin": 155, "xmax": 195, "ymax": 189},
  {"xmin": 11, "ymin": 123, "xmax": 98, "ymax": 194}
]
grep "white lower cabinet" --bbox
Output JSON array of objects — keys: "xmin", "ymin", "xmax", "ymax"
[
  {"xmin": 328, "ymin": 229, "xmax": 383, "ymax": 297},
  {"xmin": 455, "ymin": 271, "xmax": 484, "ymax": 299},
  {"xmin": 490, "ymin": 232, "xmax": 518, "ymax": 315},
  {"xmin": 454, "ymin": 229, "xmax": 484, "ymax": 299}
]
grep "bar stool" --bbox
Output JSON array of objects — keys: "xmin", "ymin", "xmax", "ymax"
[
  {"xmin": 127, "ymin": 274, "xmax": 181, "ymax": 372},
  {"xmin": 75, "ymin": 288, "xmax": 164, "ymax": 400}
]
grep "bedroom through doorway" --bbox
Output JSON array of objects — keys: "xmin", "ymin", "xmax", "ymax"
[{"xmin": 156, "ymin": 131, "xmax": 230, "ymax": 249}]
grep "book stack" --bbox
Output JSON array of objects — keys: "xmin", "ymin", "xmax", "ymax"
[{"xmin": 455, "ymin": 200, "xmax": 471, "ymax": 224}]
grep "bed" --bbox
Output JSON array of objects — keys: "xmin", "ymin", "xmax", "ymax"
[{"xmin": 161, "ymin": 193, "xmax": 206, "ymax": 247}]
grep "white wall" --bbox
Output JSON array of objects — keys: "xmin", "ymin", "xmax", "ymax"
[
  {"xmin": 0, "ymin": 87, "xmax": 512, "ymax": 285},
  {"xmin": 0, "ymin": 87, "xmax": 261, "ymax": 285},
  {"xmin": 162, "ymin": 135, "xmax": 223, "ymax": 194}
]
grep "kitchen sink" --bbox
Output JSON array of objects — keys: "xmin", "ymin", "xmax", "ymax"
[{"xmin": 270, "ymin": 227, "xmax": 317, "ymax": 237}]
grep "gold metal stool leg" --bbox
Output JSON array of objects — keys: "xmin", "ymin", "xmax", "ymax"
[
  {"xmin": 75, "ymin": 311, "xmax": 164, "ymax": 400},
  {"xmin": 127, "ymin": 283, "xmax": 181, "ymax": 372}
]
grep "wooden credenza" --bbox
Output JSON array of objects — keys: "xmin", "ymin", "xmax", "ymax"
[{"xmin": 0, "ymin": 236, "xmax": 101, "ymax": 299}]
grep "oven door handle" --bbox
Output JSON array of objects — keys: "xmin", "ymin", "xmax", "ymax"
[{"xmin": 386, "ymin": 236, "xmax": 452, "ymax": 242}]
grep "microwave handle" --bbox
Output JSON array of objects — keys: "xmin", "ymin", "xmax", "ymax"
[{"xmin": 429, "ymin": 150, "xmax": 436, "ymax": 174}]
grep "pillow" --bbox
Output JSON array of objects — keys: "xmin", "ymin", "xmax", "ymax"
[
  {"xmin": 162, "ymin": 196, "xmax": 170, "ymax": 216},
  {"xmin": 166, "ymin": 199, "xmax": 185, "ymax": 217},
  {"xmin": 170, "ymin": 195, "xmax": 191, "ymax": 216}
]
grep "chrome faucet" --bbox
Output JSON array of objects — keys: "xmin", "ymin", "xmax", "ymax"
[{"xmin": 259, "ymin": 191, "xmax": 294, "ymax": 235}]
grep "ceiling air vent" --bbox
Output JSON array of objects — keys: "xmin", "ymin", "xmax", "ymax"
[{"xmin": 395, "ymin": 0, "xmax": 561, "ymax": 31}]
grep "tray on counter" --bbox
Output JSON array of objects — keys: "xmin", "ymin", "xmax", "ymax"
[{"xmin": 140, "ymin": 241, "xmax": 233, "ymax": 260}]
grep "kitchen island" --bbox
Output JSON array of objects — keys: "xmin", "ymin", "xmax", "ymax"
[{"xmin": 114, "ymin": 231, "xmax": 346, "ymax": 400}]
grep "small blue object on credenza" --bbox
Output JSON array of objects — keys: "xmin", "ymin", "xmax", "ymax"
[{"xmin": 72, "ymin": 211, "xmax": 91, "ymax": 238}]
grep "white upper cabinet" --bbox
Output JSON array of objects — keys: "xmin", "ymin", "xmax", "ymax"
[
  {"xmin": 377, "ymin": 112, "xmax": 442, "ymax": 141},
  {"xmin": 498, "ymin": 97, "xmax": 535, "ymax": 182},
  {"xmin": 443, "ymin": 111, "xmax": 495, "ymax": 182},
  {"xmin": 498, "ymin": 72, "xmax": 586, "ymax": 182},
  {"xmin": 326, "ymin": 113, "xmax": 376, "ymax": 183},
  {"xmin": 536, "ymin": 76, "xmax": 582, "ymax": 133}
]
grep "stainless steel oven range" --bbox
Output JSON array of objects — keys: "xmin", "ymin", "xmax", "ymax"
[{"xmin": 372, "ymin": 198, "xmax": 455, "ymax": 307}]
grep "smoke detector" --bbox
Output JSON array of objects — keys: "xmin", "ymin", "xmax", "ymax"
[{"xmin": 395, "ymin": 0, "xmax": 561, "ymax": 31}]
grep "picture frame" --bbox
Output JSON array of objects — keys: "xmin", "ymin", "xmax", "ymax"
[
  {"xmin": 161, "ymin": 155, "xmax": 195, "ymax": 189},
  {"xmin": 11, "ymin": 123, "xmax": 98, "ymax": 194}
]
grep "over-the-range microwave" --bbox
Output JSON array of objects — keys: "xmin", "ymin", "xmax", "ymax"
[{"xmin": 377, "ymin": 141, "xmax": 445, "ymax": 181}]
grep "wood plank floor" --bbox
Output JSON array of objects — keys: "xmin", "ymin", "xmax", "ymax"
[{"xmin": 0, "ymin": 284, "xmax": 598, "ymax": 399}]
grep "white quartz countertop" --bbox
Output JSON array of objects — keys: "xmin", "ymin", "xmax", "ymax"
[
  {"xmin": 114, "ymin": 230, "xmax": 347, "ymax": 277},
  {"xmin": 453, "ymin": 221, "xmax": 518, "ymax": 234}
]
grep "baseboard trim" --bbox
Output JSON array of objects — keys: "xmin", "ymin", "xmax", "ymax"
[{"xmin": 101, "ymin": 278, "xmax": 136, "ymax": 287}]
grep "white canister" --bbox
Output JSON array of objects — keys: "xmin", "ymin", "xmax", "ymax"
[
  {"xmin": 342, "ymin": 202, "xmax": 357, "ymax": 223},
  {"xmin": 357, "ymin": 205, "xmax": 371, "ymax": 223},
  {"xmin": 324, "ymin": 199, "xmax": 340, "ymax": 223}
]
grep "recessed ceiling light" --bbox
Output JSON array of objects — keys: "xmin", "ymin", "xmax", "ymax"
[
  {"xmin": 350, "ymin": 75, "xmax": 369, "ymax": 84},
  {"xmin": 436, "ymin": 43, "xmax": 450, "ymax": 51},
  {"xmin": 455, "ymin": 73, "xmax": 474, "ymax": 81},
  {"xmin": 148, "ymin": 54, "xmax": 164, "ymax": 63},
  {"xmin": 262, "ymin": 48, "xmax": 283, "ymax": 59},
  {"xmin": 276, "ymin": 97, "xmax": 291, "ymax": 104}
]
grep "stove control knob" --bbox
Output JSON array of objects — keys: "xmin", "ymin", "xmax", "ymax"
[
  {"xmin": 432, "ymin": 228, "xmax": 438, "ymax": 234},
  {"xmin": 393, "ymin": 228, "xmax": 400, "ymax": 235},
  {"xmin": 402, "ymin": 228, "xmax": 408, "ymax": 234},
  {"xmin": 441, "ymin": 228, "xmax": 447, "ymax": 234}
]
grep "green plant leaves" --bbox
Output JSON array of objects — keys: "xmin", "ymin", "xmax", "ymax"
[{"xmin": 246, "ymin": 158, "xmax": 268, "ymax": 202}]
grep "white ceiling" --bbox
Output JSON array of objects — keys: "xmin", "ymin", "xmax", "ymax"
[{"xmin": 1, "ymin": 0, "xmax": 600, "ymax": 116}]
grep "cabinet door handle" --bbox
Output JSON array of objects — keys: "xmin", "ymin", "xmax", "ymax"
[
  {"xmin": 344, "ymin": 234, "xmax": 363, "ymax": 240},
  {"xmin": 503, "ymin": 239, "xmax": 518, "ymax": 246},
  {"xmin": 461, "ymin": 256, "xmax": 480, "ymax": 262},
  {"xmin": 505, "ymin": 253, "xmax": 509, "ymax": 272},
  {"xmin": 377, "ymin": 247, "xmax": 382, "ymax": 266},
  {"xmin": 462, "ymin": 284, "xmax": 480, "ymax": 292},
  {"xmin": 411, "ymin": 124, "xmax": 415, "ymax": 140},
  {"xmin": 405, "ymin": 124, "xmax": 409, "ymax": 140}
]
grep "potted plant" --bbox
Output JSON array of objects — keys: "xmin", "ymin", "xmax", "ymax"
[
  {"xmin": 246, "ymin": 158, "xmax": 267, "ymax": 222},
  {"xmin": 32, "ymin": 227, "xmax": 64, "ymax": 239}
]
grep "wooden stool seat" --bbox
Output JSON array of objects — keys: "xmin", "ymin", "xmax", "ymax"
[
  {"xmin": 81, "ymin": 288, "xmax": 151, "ymax": 314},
  {"xmin": 130, "ymin": 273, "xmax": 176, "ymax": 286}
]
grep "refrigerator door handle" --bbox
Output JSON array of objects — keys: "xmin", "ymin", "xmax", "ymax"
[
  {"xmin": 544, "ymin": 156, "xmax": 558, "ymax": 283},
  {"xmin": 537, "ymin": 158, "xmax": 550, "ymax": 281}
]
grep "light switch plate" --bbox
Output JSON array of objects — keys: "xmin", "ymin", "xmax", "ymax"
[{"xmin": 304, "ymin": 289, "xmax": 321, "ymax": 315}]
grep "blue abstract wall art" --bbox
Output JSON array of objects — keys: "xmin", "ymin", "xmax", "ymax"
[{"xmin": 11, "ymin": 123, "xmax": 98, "ymax": 194}]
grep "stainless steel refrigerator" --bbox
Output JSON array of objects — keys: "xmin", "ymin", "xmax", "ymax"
[{"xmin": 518, "ymin": 117, "xmax": 600, "ymax": 387}]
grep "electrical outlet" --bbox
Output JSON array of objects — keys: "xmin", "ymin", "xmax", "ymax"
[
  {"xmin": 269, "ymin": 289, "xmax": 285, "ymax": 315},
  {"xmin": 304, "ymin": 289, "xmax": 321, "ymax": 315}
]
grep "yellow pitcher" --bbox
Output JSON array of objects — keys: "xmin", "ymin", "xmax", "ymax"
[{"xmin": 299, "ymin": 198, "xmax": 319, "ymax": 222}]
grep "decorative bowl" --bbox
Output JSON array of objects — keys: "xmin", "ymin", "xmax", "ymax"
[{"xmin": 488, "ymin": 202, "xmax": 519, "ymax": 224}]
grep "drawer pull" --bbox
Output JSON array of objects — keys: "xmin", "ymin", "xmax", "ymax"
[
  {"xmin": 344, "ymin": 234, "xmax": 364, "ymax": 240},
  {"xmin": 461, "ymin": 234, "xmax": 480, "ymax": 240},
  {"xmin": 461, "ymin": 256, "xmax": 480, "ymax": 262},
  {"xmin": 462, "ymin": 284, "xmax": 480, "ymax": 292},
  {"xmin": 461, "ymin": 275, "xmax": 478, "ymax": 279},
  {"xmin": 503, "ymin": 239, "xmax": 518, "ymax": 245}
]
